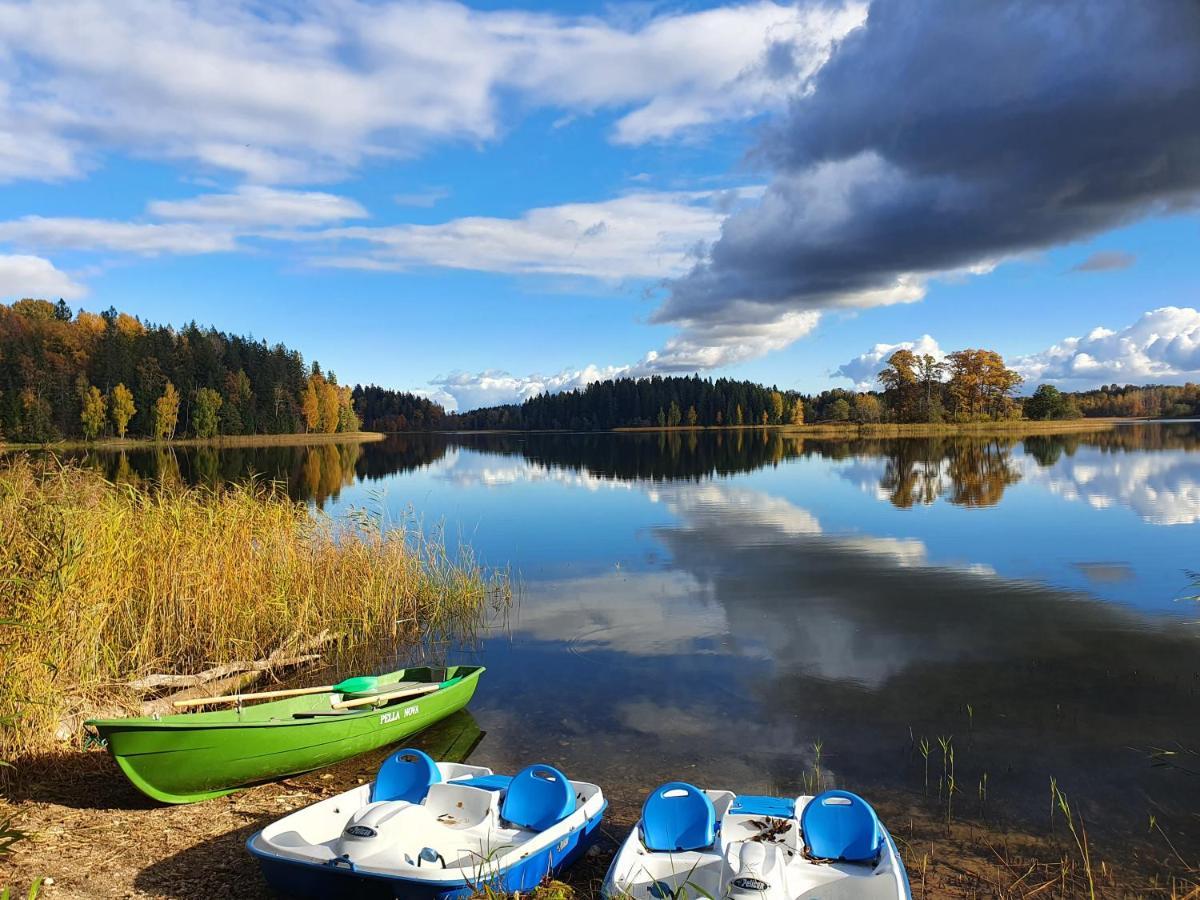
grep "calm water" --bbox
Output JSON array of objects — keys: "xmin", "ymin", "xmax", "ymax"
[{"xmin": 70, "ymin": 425, "xmax": 1200, "ymax": 849}]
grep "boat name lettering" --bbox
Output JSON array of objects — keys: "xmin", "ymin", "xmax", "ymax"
[
  {"xmin": 379, "ymin": 705, "xmax": 420, "ymax": 725},
  {"xmin": 344, "ymin": 825, "xmax": 377, "ymax": 838}
]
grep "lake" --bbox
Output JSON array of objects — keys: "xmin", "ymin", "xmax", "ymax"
[{"xmin": 67, "ymin": 424, "xmax": 1200, "ymax": 854}]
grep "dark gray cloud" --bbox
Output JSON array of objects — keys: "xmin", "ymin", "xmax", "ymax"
[
  {"xmin": 658, "ymin": 0, "xmax": 1200, "ymax": 328},
  {"xmin": 1070, "ymin": 250, "xmax": 1137, "ymax": 273}
]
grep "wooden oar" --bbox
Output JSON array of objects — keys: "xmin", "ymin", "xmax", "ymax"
[
  {"xmin": 172, "ymin": 675, "xmax": 379, "ymax": 709},
  {"xmin": 329, "ymin": 676, "xmax": 462, "ymax": 710}
]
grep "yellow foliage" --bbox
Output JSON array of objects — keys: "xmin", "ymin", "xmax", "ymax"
[{"xmin": 0, "ymin": 457, "xmax": 508, "ymax": 757}]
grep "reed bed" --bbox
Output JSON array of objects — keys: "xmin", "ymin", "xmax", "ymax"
[{"xmin": 0, "ymin": 455, "xmax": 509, "ymax": 758}]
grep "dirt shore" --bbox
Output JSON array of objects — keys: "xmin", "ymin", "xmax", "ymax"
[{"xmin": 3, "ymin": 748, "xmax": 1194, "ymax": 899}]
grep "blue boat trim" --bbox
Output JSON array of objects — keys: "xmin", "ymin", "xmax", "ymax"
[
  {"xmin": 730, "ymin": 794, "xmax": 795, "ymax": 818},
  {"xmin": 452, "ymin": 774, "xmax": 513, "ymax": 791},
  {"xmin": 248, "ymin": 800, "xmax": 608, "ymax": 900}
]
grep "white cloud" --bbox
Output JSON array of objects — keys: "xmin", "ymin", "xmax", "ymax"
[
  {"xmin": 0, "ymin": 254, "xmax": 85, "ymax": 299},
  {"xmin": 147, "ymin": 186, "xmax": 366, "ymax": 228},
  {"xmin": 1014, "ymin": 307, "xmax": 1200, "ymax": 388},
  {"xmin": 393, "ymin": 187, "xmax": 451, "ymax": 208},
  {"xmin": 834, "ymin": 334, "xmax": 944, "ymax": 390},
  {"xmin": 319, "ymin": 189, "xmax": 754, "ymax": 280},
  {"xmin": 431, "ymin": 363, "xmax": 635, "ymax": 412},
  {"xmin": 0, "ymin": 216, "xmax": 235, "ymax": 255},
  {"xmin": 0, "ymin": 0, "xmax": 864, "ymax": 184}
]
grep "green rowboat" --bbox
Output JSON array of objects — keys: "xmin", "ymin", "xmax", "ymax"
[{"xmin": 86, "ymin": 665, "xmax": 484, "ymax": 804}]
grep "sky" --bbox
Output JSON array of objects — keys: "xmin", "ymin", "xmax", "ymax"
[{"xmin": 0, "ymin": 0, "xmax": 1197, "ymax": 411}]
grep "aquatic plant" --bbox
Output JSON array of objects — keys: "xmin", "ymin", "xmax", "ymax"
[
  {"xmin": 1051, "ymin": 779, "xmax": 1096, "ymax": 900},
  {"xmin": 0, "ymin": 455, "xmax": 509, "ymax": 757}
]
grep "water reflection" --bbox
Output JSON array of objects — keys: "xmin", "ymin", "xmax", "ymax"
[
  {"xmin": 58, "ymin": 442, "xmax": 367, "ymax": 508},
  {"xmin": 32, "ymin": 422, "xmax": 1200, "ymax": 856},
  {"xmin": 484, "ymin": 476, "xmax": 1200, "ymax": 848},
  {"xmin": 42, "ymin": 424, "xmax": 1200, "ymax": 525}
]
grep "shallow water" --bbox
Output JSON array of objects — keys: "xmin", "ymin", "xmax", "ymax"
[{"xmin": 67, "ymin": 424, "xmax": 1200, "ymax": 851}]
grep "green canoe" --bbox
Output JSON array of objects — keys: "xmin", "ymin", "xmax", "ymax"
[{"xmin": 86, "ymin": 665, "xmax": 484, "ymax": 804}]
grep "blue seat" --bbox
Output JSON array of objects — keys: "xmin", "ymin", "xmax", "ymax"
[
  {"xmin": 500, "ymin": 764, "xmax": 576, "ymax": 832},
  {"xmin": 640, "ymin": 782, "xmax": 716, "ymax": 852},
  {"xmin": 371, "ymin": 748, "xmax": 441, "ymax": 803},
  {"xmin": 800, "ymin": 790, "xmax": 881, "ymax": 863}
]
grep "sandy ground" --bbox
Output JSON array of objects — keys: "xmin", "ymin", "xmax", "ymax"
[
  {"xmin": 3, "ymin": 748, "xmax": 1194, "ymax": 899},
  {"xmin": 0, "ymin": 746, "xmax": 630, "ymax": 899}
]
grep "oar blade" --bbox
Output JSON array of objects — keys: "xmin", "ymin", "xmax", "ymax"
[{"xmin": 333, "ymin": 675, "xmax": 378, "ymax": 695}]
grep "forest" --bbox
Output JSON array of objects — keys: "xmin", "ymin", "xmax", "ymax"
[
  {"xmin": 0, "ymin": 300, "xmax": 359, "ymax": 442},
  {"xmin": 5, "ymin": 299, "xmax": 1198, "ymax": 441}
]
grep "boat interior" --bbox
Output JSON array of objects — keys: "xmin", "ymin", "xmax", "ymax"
[
  {"xmin": 607, "ymin": 784, "xmax": 907, "ymax": 900},
  {"xmin": 256, "ymin": 749, "xmax": 602, "ymax": 875},
  {"xmin": 152, "ymin": 665, "xmax": 484, "ymax": 724}
]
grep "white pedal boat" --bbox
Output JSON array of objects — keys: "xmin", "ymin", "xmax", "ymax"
[
  {"xmin": 602, "ymin": 784, "xmax": 911, "ymax": 900},
  {"xmin": 248, "ymin": 748, "xmax": 607, "ymax": 899}
]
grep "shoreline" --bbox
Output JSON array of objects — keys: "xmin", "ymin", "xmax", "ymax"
[
  {"xmin": 0, "ymin": 431, "xmax": 386, "ymax": 452},
  {"xmin": 605, "ymin": 417, "xmax": 1144, "ymax": 437},
  {"xmin": 2, "ymin": 747, "xmax": 1192, "ymax": 899}
]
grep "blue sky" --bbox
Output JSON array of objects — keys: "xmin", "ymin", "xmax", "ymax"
[{"xmin": 0, "ymin": 0, "xmax": 1196, "ymax": 410}]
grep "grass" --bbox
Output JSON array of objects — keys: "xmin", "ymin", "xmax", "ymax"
[{"xmin": 0, "ymin": 454, "xmax": 509, "ymax": 758}]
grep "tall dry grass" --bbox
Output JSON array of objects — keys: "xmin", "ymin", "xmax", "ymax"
[{"xmin": 0, "ymin": 455, "xmax": 508, "ymax": 757}]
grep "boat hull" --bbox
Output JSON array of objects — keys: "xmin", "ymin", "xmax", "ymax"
[
  {"xmin": 88, "ymin": 666, "xmax": 483, "ymax": 804},
  {"xmin": 250, "ymin": 806, "xmax": 604, "ymax": 900}
]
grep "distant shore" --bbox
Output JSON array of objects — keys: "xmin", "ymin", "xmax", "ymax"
[
  {"xmin": 611, "ymin": 416, "xmax": 1147, "ymax": 437},
  {"xmin": 0, "ymin": 431, "xmax": 386, "ymax": 452}
]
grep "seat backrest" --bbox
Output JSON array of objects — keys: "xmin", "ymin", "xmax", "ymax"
[
  {"xmin": 640, "ymin": 782, "xmax": 716, "ymax": 852},
  {"xmin": 371, "ymin": 747, "xmax": 441, "ymax": 803},
  {"xmin": 500, "ymin": 764, "xmax": 576, "ymax": 832},
  {"xmin": 800, "ymin": 790, "xmax": 881, "ymax": 863}
]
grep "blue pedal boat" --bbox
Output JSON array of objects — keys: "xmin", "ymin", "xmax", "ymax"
[
  {"xmin": 602, "ymin": 783, "xmax": 911, "ymax": 899},
  {"xmin": 248, "ymin": 748, "xmax": 607, "ymax": 899}
]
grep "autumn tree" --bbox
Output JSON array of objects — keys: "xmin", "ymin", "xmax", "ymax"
[
  {"xmin": 944, "ymin": 349, "xmax": 1023, "ymax": 420},
  {"xmin": 830, "ymin": 398, "xmax": 851, "ymax": 421},
  {"xmin": 336, "ymin": 385, "xmax": 360, "ymax": 432},
  {"xmin": 301, "ymin": 375, "xmax": 322, "ymax": 432},
  {"xmin": 789, "ymin": 399, "xmax": 805, "ymax": 425},
  {"xmin": 853, "ymin": 393, "xmax": 882, "ymax": 423},
  {"xmin": 79, "ymin": 384, "xmax": 107, "ymax": 440},
  {"xmin": 770, "ymin": 391, "xmax": 786, "ymax": 424},
  {"xmin": 686, "ymin": 405, "xmax": 698, "ymax": 426},
  {"xmin": 878, "ymin": 349, "xmax": 920, "ymax": 422},
  {"xmin": 917, "ymin": 354, "xmax": 946, "ymax": 422},
  {"xmin": 153, "ymin": 381, "xmax": 180, "ymax": 441},
  {"xmin": 319, "ymin": 377, "xmax": 340, "ymax": 433},
  {"xmin": 110, "ymin": 383, "xmax": 135, "ymax": 438},
  {"xmin": 192, "ymin": 387, "xmax": 223, "ymax": 438}
]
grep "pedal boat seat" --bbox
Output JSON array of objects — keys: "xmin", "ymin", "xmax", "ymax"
[
  {"xmin": 372, "ymin": 747, "xmax": 441, "ymax": 803},
  {"xmin": 640, "ymin": 782, "xmax": 716, "ymax": 852},
  {"xmin": 800, "ymin": 790, "xmax": 881, "ymax": 863},
  {"xmin": 500, "ymin": 764, "xmax": 575, "ymax": 832}
]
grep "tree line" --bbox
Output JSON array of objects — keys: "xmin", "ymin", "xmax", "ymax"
[
  {"xmin": 0, "ymin": 299, "xmax": 358, "ymax": 442},
  {"xmin": 445, "ymin": 375, "xmax": 807, "ymax": 431}
]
